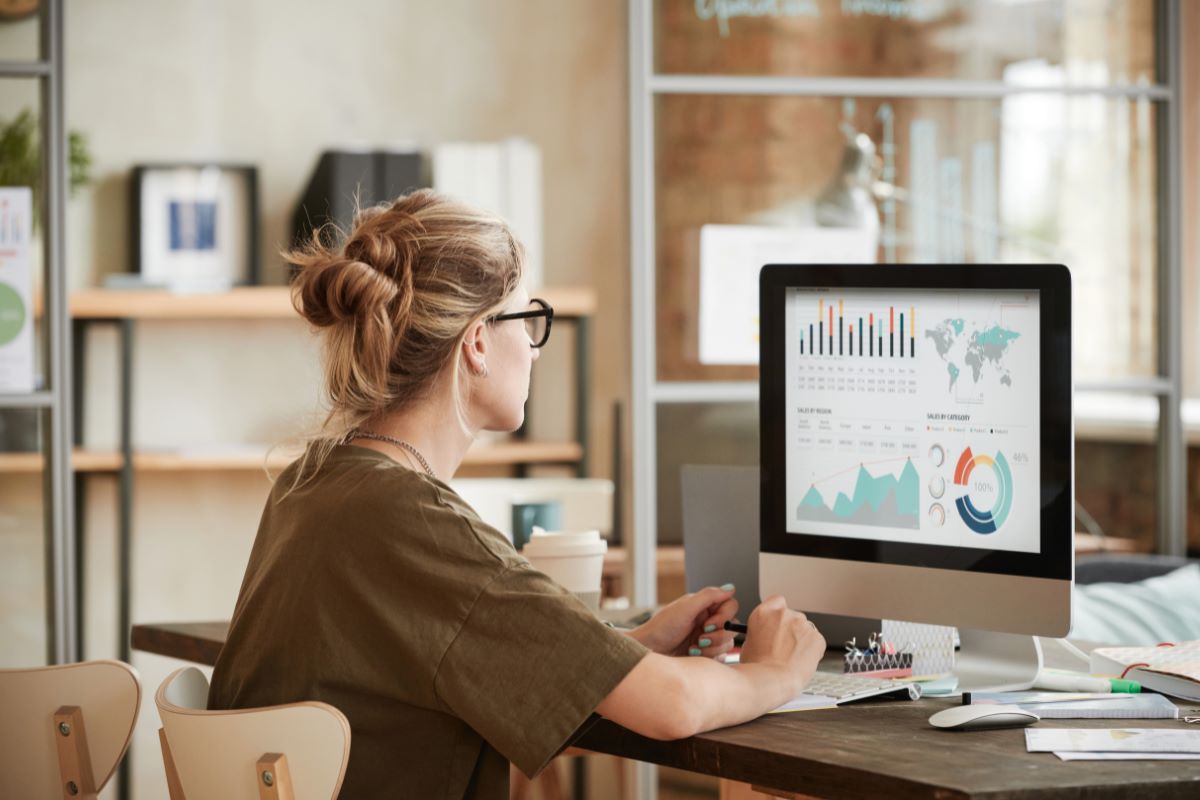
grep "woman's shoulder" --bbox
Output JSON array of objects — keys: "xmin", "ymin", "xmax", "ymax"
[
  {"xmin": 276, "ymin": 444, "xmax": 520, "ymax": 566},
  {"xmin": 421, "ymin": 478, "xmax": 524, "ymax": 568}
]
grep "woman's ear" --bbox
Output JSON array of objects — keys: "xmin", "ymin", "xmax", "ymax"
[{"xmin": 461, "ymin": 319, "xmax": 489, "ymax": 376}]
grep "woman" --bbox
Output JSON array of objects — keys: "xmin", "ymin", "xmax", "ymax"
[{"xmin": 208, "ymin": 189, "xmax": 825, "ymax": 798}]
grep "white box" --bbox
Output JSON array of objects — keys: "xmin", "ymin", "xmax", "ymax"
[{"xmin": 699, "ymin": 224, "xmax": 878, "ymax": 365}]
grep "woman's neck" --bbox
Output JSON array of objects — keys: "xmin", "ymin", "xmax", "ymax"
[{"xmin": 354, "ymin": 397, "xmax": 476, "ymax": 481}]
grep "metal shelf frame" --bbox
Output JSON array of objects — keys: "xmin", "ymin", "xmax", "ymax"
[{"xmin": 0, "ymin": 1, "xmax": 75, "ymax": 667}]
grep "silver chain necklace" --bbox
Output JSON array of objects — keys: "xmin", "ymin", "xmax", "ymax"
[{"xmin": 348, "ymin": 430, "xmax": 436, "ymax": 478}]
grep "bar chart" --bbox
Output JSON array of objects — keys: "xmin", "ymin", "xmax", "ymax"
[{"xmin": 798, "ymin": 297, "xmax": 917, "ymax": 359}]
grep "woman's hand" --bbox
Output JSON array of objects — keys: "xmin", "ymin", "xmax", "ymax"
[
  {"xmin": 629, "ymin": 584, "xmax": 738, "ymax": 659},
  {"xmin": 737, "ymin": 594, "xmax": 825, "ymax": 695}
]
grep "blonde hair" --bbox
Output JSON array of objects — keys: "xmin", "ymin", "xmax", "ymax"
[{"xmin": 283, "ymin": 188, "xmax": 524, "ymax": 486}]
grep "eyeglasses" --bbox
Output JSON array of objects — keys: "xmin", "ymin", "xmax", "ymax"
[{"xmin": 489, "ymin": 297, "xmax": 553, "ymax": 348}]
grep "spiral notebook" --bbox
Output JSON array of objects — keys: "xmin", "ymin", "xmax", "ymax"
[{"xmin": 1090, "ymin": 641, "xmax": 1200, "ymax": 702}]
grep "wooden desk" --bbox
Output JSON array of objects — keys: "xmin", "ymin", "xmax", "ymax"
[
  {"xmin": 131, "ymin": 621, "xmax": 1200, "ymax": 798},
  {"xmin": 131, "ymin": 620, "xmax": 228, "ymax": 666},
  {"xmin": 577, "ymin": 699, "xmax": 1200, "ymax": 799}
]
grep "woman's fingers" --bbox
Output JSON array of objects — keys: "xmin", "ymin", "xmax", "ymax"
[
  {"xmin": 688, "ymin": 630, "xmax": 736, "ymax": 658},
  {"xmin": 700, "ymin": 595, "xmax": 739, "ymax": 631},
  {"xmin": 699, "ymin": 633, "xmax": 736, "ymax": 659}
]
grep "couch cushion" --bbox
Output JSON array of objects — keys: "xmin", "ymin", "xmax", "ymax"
[{"xmin": 1070, "ymin": 564, "xmax": 1200, "ymax": 645}]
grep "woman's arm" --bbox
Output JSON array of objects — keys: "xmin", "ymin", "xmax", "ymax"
[{"xmin": 595, "ymin": 596, "xmax": 826, "ymax": 740}]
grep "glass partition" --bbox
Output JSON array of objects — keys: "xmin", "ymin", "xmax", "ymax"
[
  {"xmin": 655, "ymin": 92, "xmax": 1159, "ymax": 383},
  {"xmin": 657, "ymin": 0, "xmax": 1157, "ymax": 84}
]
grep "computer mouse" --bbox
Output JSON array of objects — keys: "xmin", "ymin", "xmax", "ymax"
[{"xmin": 928, "ymin": 703, "xmax": 1040, "ymax": 731}]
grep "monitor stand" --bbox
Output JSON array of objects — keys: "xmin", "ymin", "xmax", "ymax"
[{"xmin": 953, "ymin": 629, "xmax": 1044, "ymax": 694}]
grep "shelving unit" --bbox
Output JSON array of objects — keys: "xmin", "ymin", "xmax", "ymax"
[
  {"xmin": 0, "ymin": 0, "xmax": 74, "ymax": 669},
  {"xmin": 66, "ymin": 284, "xmax": 596, "ymax": 669},
  {"xmin": 0, "ymin": 441, "xmax": 585, "ymax": 474}
]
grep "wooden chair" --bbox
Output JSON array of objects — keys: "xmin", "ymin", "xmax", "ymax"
[
  {"xmin": 0, "ymin": 659, "xmax": 141, "ymax": 800},
  {"xmin": 155, "ymin": 667, "xmax": 350, "ymax": 800}
]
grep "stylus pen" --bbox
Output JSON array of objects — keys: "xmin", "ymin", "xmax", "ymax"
[{"xmin": 724, "ymin": 621, "xmax": 748, "ymax": 634}]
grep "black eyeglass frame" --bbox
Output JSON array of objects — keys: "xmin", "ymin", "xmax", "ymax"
[{"xmin": 489, "ymin": 297, "xmax": 554, "ymax": 348}]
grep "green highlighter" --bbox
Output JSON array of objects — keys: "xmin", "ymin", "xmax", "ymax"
[{"xmin": 1034, "ymin": 668, "xmax": 1142, "ymax": 693}]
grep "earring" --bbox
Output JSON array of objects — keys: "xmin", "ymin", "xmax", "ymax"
[{"xmin": 474, "ymin": 362, "xmax": 489, "ymax": 378}]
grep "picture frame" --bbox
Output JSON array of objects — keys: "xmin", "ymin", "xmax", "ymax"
[{"xmin": 131, "ymin": 163, "xmax": 259, "ymax": 290}]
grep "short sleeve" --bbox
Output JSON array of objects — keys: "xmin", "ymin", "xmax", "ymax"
[{"xmin": 434, "ymin": 563, "xmax": 648, "ymax": 777}]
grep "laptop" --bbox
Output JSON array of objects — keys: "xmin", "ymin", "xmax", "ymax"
[{"xmin": 681, "ymin": 464, "xmax": 879, "ymax": 650}]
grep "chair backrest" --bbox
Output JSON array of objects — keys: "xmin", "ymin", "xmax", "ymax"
[
  {"xmin": 0, "ymin": 659, "xmax": 141, "ymax": 799},
  {"xmin": 156, "ymin": 667, "xmax": 351, "ymax": 800}
]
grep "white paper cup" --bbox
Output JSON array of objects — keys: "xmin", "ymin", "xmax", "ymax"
[{"xmin": 521, "ymin": 529, "xmax": 607, "ymax": 611}]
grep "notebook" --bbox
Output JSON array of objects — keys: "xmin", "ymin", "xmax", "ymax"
[
  {"xmin": 972, "ymin": 691, "xmax": 1179, "ymax": 719},
  {"xmin": 1090, "ymin": 641, "xmax": 1200, "ymax": 702}
]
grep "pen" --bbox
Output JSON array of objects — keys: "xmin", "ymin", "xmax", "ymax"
[{"xmin": 724, "ymin": 621, "xmax": 748, "ymax": 634}]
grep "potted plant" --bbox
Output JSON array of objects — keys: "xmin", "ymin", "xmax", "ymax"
[{"xmin": 0, "ymin": 107, "xmax": 91, "ymax": 221}]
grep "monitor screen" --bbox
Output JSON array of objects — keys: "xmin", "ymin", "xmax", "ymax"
[
  {"xmin": 759, "ymin": 264, "xmax": 1073, "ymax": 585},
  {"xmin": 784, "ymin": 287, "xmax": 1041, "ymax": 554}
]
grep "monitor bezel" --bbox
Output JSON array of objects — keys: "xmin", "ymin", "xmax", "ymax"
[{"xmin": 760, "ymin": 263, "xmax": 1072, "ymax": 581}]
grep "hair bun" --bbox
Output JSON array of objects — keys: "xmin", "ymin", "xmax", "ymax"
[{"xmin": 293, "ymin": 255, "xmax": 399, "ymax": 328}]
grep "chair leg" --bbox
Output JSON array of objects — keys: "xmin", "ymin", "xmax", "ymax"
[
  {"xmin": 159, "ymin": 728, "xmax": 187, "ymax": 800},
  {"xmin": 257, "ymin": 753, "xmax": 296, "ymax": 800},
  {"xmin": 510, "ymin": 765, "xmax": 532, "ymax": 800},
  {"xmin": 53, "ymin": 706, "xmax": 97, "ymax": 800},
  {"xmin": 536, "ymin": 759, "xmax": 565, "ymax": 800}
]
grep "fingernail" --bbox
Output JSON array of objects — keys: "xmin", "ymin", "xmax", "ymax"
[
  {"xmin": 699, "ymin": 638, "xmax": 712, "ymax": 648},
  {"xmin": 721, "ymin": 583, "xmax": 735, "ymax": 591},
  {"xmin": 703, "ymin": 624, "xmax": 716, "ymax": 633},
  {"xmin": 688, "ymin": 647, "xmax": 702, "ymax": 656}
]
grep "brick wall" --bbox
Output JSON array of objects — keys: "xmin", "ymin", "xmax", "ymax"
[{"xmin": 1076, "ymin": 440, "xmax": 1200, "ymax": 555}]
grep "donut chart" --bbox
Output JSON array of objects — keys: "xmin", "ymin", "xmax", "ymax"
[{"xmin": 953, "ymin": 447, "xmax": 1014, "ymax": 534}]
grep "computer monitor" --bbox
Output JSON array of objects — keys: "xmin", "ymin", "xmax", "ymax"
[{"xmin": 759, "ymin": 264, "xmax": 1073, "ymax": 691}]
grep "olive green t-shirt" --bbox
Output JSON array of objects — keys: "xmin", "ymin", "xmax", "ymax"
[{"xmin": 208, "ymin": 444, "xmax": 648, "ymax": 799}]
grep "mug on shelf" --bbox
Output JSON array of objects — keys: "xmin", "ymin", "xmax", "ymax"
[{"xmin": 510, "ymin": 500, "xmax": 562, "ymax": 551}]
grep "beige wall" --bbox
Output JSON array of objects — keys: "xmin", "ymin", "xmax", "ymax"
[{"xmin": 64, "ymin": 0, "xmax": 630, "ymax": 467}]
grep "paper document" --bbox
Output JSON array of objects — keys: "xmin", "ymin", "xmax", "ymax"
[
  {"xmin": 1026, "ymin": 728, "xmax": 1200, "ymax": 754},
  {"xmin": 1054, "ymin": 751, "xmax": 1200, "ymax": 761},
  {"xmin": 769, "ymin": 695, "xmax": 838, "ymax": 713}
]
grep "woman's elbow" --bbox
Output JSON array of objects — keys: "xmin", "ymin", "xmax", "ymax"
[
  {"xmin": 600, "ymin": 657, "xmax": 702, "ymax": 740},
  {"xmin": 648, "ymin": 711, "xmax": 702, "ymax": 741},
  {"xmin": 640, "ymin": 669, "xmax": 703, "ymax": 740}
]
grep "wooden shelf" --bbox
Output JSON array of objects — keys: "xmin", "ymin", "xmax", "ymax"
[
  {"xmin": 0, "ymin": 450, "xmax": 123, "ymax": 473},
  {"xmin": 70, "ymin": 285, "xmax": 596, "ymax": 320},
  {"xmin": 1073, "ymin": 532, "xmax": 1142, "ymax": 555},
  {"xmin": 0, "ymin": 440, "xmax": 583, "ymax": 474},
  {"xmin": 71, "ymin": 287, "xmax": 301, "ymax": 320},
  {"xmin": 602, "ymin": 545, "xmax": 685, "ymax": 579}
]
